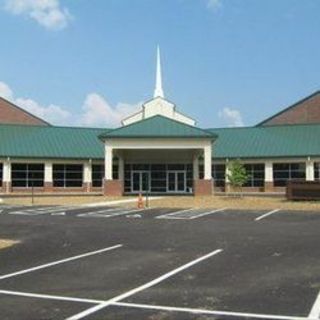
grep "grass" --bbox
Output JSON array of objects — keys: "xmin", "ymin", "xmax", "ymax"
[
  {"xmin": 2, "ymin": 194, "xmax": 320, "ymax": 211},
  {"xmin": 150, "ymin": 195, "xmax": 320, "ymax": 211}
]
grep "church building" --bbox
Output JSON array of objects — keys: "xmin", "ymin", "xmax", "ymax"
[{"xmin": 1, "ymin": 49, "xmax": 320, "ymax": 196}]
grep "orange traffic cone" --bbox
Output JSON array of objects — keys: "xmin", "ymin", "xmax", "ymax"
[{"xmin": 137, "ymin": 193, "xmax": 144, "ymax": 209}]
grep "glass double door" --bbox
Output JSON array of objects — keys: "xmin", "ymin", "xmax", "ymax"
[
  {"xmin": 167, "ymin": 171, "xmax": 186, "ymax": 192},
  {"xmin": 132, "ymin": 171, "xmax": 150, "ymax": 193},
  {"xmin": 130, "ymin": 168, "xmax": 187, "ymax": 193}
]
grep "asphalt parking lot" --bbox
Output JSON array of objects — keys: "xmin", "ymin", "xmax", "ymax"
[{"xmin": 0, "ymin": 204, "xmax": 319, "ymax": 320}]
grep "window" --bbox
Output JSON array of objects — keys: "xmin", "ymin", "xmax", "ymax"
[
  {"xmin": 124, "ymin": 164, "xmax": 132, "ymax": 193},
  {"xmin": 314, "ymin": 163, "xmax": 320, "ymax": 180},
  {"xmin": 199, "ymin": 165, "xmax": 204, "ymax": 179},
  {"xmin": 186, "ymin": 164, "xmax": 193, "ymax": 191},
  {"xmin": 244, "ymin": 164, "xmax": 265, "ymax": 187},
  {"xmin": 0, "ymin": 163, "xmax": 3, "ymax": 187},
  {"xmin": 212, "ymin": 164, "xmax": 225, "ymax": 187},
  {"xmin": 53, "ymin": 164, "xmax": 83, "ymax": 187},
  {"xmin": 198, "ymin": 164, "xmax": 226, "ymax": 187},
  {"xmin": 273, "ymin": 163, "xmax": 305, "ymax": 187},
  {"xmin": 112, "ymin": 165, "xmax": 119, "ymax": 180},
  {"xmin": 92, "ymin": 164, "xmax": 104, "ymax": 187},
  {"xmin": 11, "ymin": 163, "xmax": 44, "ymax": 187}
]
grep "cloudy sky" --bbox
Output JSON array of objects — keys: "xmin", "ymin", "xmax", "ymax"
[{"xmin": 0, "ymin": 0, "xmax": 319, "ymax": 128}]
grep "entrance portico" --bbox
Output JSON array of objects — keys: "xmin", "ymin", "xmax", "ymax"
[{"xmin": 99, "ymin": 116, "xmax": 216, "ymax": 196}]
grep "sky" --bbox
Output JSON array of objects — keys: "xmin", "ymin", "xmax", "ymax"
[{"xmin": 0, "ymin": 0, "xmax": 319, "ymax": 128}]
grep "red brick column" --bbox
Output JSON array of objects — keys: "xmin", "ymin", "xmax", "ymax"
[
  {"xmin": 225, "ymin": 182, "xmax": 231, "ymax": 193},
  {"xmin": 83, "ymin": 182, "xmax": 92, "ymax": 193},
  {"xmin": 264, "ymin": 181, "xmax": 274, "ymax": 192},
  {"xmin": 194, "ymin": 179, "xmax": 213, "ymax": 196},
  {"xmin": 44, "ymin": 182, "xmax": 53, "ymax": 192},
  {"xmin": 103, "ymin": 180, "xmax": 123, "ymax": 196},
  {"xmin": 3, "ymin": 181, "xmax": 11, "ymax": 194}
]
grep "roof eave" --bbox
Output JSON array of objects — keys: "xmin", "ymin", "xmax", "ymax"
[{"xmin": 99, "ymin": 134, "xmax": 217, "ymax": 140}]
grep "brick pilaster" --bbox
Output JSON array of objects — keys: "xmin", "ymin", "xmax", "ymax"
[
  {"xmin": 103, "ymin": 180, "xmax": 123, "ymax": 196},
  {"xmin": 194, "ymin": 179, "xmax": 213, "ymax": 196},
  {"xmin": 264, "ymin": 181, "xmax": 274, "ymax": 192}
]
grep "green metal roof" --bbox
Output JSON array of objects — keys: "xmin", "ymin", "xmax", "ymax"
[
  {"xmin": 1, "ymin": 121, "xmax": 320, "ymax": 160},
  {"xmin": 0, "ymin": 124, "xmax": 106, "ymax": 159},
  {"xmin": 99, "ymin": 115, "xmax": 216, "ymax": 139},
  {"xmin": 210, "ymin": 124, "xmax": 320, "ymax": 159}
]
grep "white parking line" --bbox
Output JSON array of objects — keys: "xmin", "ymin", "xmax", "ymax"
[
  {"xmin": 189, "ymin": 208, "xmax": 227, "ymax": 219},
  {"xmin": 0, "ymin": 204, "xmax": 24, "ymax": 209},
  {"xmin": 9, "ymin": 206, "xmax": 79, "ymax": 216},
  {"xmin": 155, "ymin": 208, "xmax": 194, "ymax": 219},
  {"xmin": 78, "ymin": 208, "xmax": 149, "ymax": 218},
  {"xmin": 309, "ymin": 290, "xmax": 320, "ymax": 319},
  {"xmin": 0, "ymin": 289, "xmax": 104, "ymax": 305},
  {"xmin": 0, "ymin": 289, "xmax": 309, "ymax": 320},
  {"xmin": 65, "ymin": 248, "xmax": 223, "ymax": 320},
  {"xmin": 51, "ymin": 212, "xmax": 66, "ymax": 216},
  {"xmin": 0, "ymin": 244, "xmax": 122, "ymax": 280},
  {"xmin": 0, "ymin": 205, "xmax": 26, "ymax": 213},
  {"xmin": 0, "ymin": 205, "xmax": 24, "ymax": 209},
  {"xmin": 113, "ymin": 302, "xmax": 309, "ymax": 320},
  {"xmin": 255, "ymin": 209, "xmax": 281, "ymax": 221},
  {"xmin": 156, "ymin": 208, "xmax": 227, "ymax": 220},
  {"xmin": 77, "ymin": 207, "xmax": 125, "ymax": 217}
]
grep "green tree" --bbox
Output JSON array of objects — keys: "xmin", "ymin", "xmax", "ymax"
[{"xmin": 227, "ymin": 159, "xmax": 249, "ymax": 194}]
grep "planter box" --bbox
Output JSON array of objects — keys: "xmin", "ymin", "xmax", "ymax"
[{"xmin": 286, "ymin": 180, "xmax": 320, "ymax": 200}]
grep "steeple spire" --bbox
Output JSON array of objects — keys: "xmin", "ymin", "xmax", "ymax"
[{"xmin": 153, "ymin": 45, "xmax": 164, "ymax": 98}]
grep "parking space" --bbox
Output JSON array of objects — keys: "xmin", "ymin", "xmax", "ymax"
[
  {"xmin": 0, "ymin": 294, "xmax": 90, "ymax": 320},
  {"xmin": 0, "ymin": 204, "xmax": 179, "ymax": 220},
  {"xmin": 77, "ymin": 207, "xmax": 153, "ymax": 218},
  {"xmin": 8, "ymin": 205, "xmax": 83, "ymax": 216},
  {"xmin": 155, "ymin": 207, "xmax": 228, "ymax": 220},
  {"xmin": 0, "ymin": 204, "xmax": 319, "ymax": 320},
  {"xmin": 0, "ymin": 204, "xmax": 292, "ymax": 222},
  {"xmin": 0, "ymin": 205, "xmax": 31, "ymax": 213}
]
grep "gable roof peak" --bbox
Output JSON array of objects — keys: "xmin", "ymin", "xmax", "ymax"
[
  {"xmin": 257, "ymin": 90, "xmax": 320, "ymax": 127},
  {"xmin": 99, "ymin": 114, "xmax": 215, "ymax": 139}
]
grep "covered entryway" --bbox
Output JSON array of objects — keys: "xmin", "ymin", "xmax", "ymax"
[{"xmin": 99, "ymin": 115, "xmax": 217, "ymax": 196}]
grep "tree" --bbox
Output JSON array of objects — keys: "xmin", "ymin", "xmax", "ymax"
[{"xmin": 227, "ymin": 159, "xmax": 249, "ymax": 195}]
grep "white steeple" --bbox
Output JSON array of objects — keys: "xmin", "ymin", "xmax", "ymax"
[
  {"xmin": 153, "ymin": 45, "xmax": 164, "ymax": 98},
  {"xmin": 121, "ymin": 45, "xmax": 196, "ymax": 127}
]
